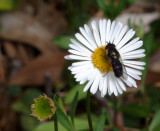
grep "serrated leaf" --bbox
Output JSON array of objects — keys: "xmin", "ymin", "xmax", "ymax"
[
  {"xmin": 149, "ymin": 110, "xmax": 160, "ymax": 131},
  {"xmin": 52, "ymin": 36, "xmax": 74, "ymax": 49},
  {"xmin": 94, "ymin": 112, "xmax": 106, "ymax": 131},
  {"xmin": 64, "ymin": 84, "xmax": 87, "ymax": 104},
  {"xmin": 56, "ymin": 107, "xmax": 73, "ymax": 131},
  {"xmin": 121, "ymin": 103, "xmax": 150, "ymax": 118},
  {"xmin": 69, "ymin": 91, "xmax": 79, "ymax": 125}
]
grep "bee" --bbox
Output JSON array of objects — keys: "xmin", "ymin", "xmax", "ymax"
[{"xmin": 105, "ymin": 43, "xmax": 127, "ymax": 79}]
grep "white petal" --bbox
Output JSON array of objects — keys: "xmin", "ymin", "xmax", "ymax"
[
  {"xmin": 117, "ymin": 29, "xmax": 135, "ymax": 49},
  {"xmin": 83, "ymin": 79, "xmax": 94, "ymax": 92},
  {"xmin": 84, "ymin": 24, "xmax": 94, "ymax": 40},
  {"xmin": 101, "ymin": 19, "xmax": 107, "ymax": 45},
  {"xmin": 68, "ymin": 55, "xmax": 91, "ymax": 60},
  {"xmin": 64, "ymin": 55, "xmax": 70, "ymax": 59},
  {"xmin": 69, "ymin": 44, "xmax": 82, "ymax": 53},
  {"xmin": 70, "ymin": 39, "xmax": 92, "ymax": 54},
  {"xmin": 72, "ymin": 61, "xmax": 92, "ymax": 66},
  {"xmin": 72, "ymin": 66, "xmax": 94, "ymax": 75},
  {"xmin": 71, "ymin": 63, "xmax": 92, "ymax": 72},
  {"xmin": 121, "ymin": 49, "xmax": 145, "ymax": 56},
  {"xmin": 117, "ymin": 78, "xmax": 126, "ymax": 91},
  {"xmin": 99, "ymin": 19, "xmax": 103, "ymax": 44},
  {"xmin": 74, "ymin": 69, "xmax": 91, "ymax": 80},
  {"xmin": 126, "ymin": 70, "xmax": 141, "ymax": 80},
  {"xmin": 127, "ymin": 75, "xmax": 137, "ymax": 88},
  {"xmin": 88, "ymin": 69, "xmax": 99, "ymax": 80},
  {"xmin": 124, "ymin": 63, "xmax": 144, "ymax": 70},
  {"xmin": 110, "ymin": 74, "xmax": 118, "ymax": 96},
  {"xmin": 126, "ymin": 67, "xmax": 142, "ymax": 75},
  {"xmin": 93, "ymin": 29, "xmax": 102, "ymax": 47},
  {"xmin": 91, "ymin": 20, "xmax": 102, "ymax": 47},
  {"xmin": 68, "ymin": 49, "xmax": 91, "ymax": 57},
  {"xmin": 79, "ymin": 27, "xmax": 97, "ymax": 49},
  {"xmin": 102, "ymin": 75, "xmax": 108, "ymax": 96},
  {"xmin": 110, "ymin": 22, "xmax": 122, "ymax": 43},
  {"xmin": 108, "ymin": 21, "xmax": 115, "ymax": 42},
  {"xmin": 90, "ymin": 73, "xmax": 100, "ymax": 94},
  {"xmin": 113, "ymin": 23, "xmax": 123, "ymax": 45},
  {"xmin": 114, "ymin": 78, "xmax": 123, "ymax": 94},
  {"xmin": 101, "ymin": 92, "xmax": 105, "ymax": 97},
  {"xmin": 122, "ymin": 53, "xmax": 145, "ymax": 60},
  {"xmin": 80, "ymin": 79, "xmax": 87, "ymax": 84},
  {"xmin": 106, "ymin": 19, "xmax": 111, "ymax": 43},
  {"xmin": 75, "ymin": 33, "xmax": 94, "ymax": 51},
  {"xmin": 99, "ymin": 75, "xmax": 104, "ymax": 91},
  {"xmin": 123, "ymin": 60, "xmax": 146, "ymax": 66},
  {"xmin": 122, "ymin": 78, "xmax": 132, "ymax": 87},
  {"xmin": 108, "ymin": 73, "xmax": 115, "ymax": 95},
  {"xmin": 119, "ymin": 37, "xmax": 140, "ymax": 52},
  {"xmin": 120, "ymin": 41, "xmax": 143, "ymax": 54},
  {"xmin": 114, "ymin": 25, "xmax": 128, "ymax": 45}
]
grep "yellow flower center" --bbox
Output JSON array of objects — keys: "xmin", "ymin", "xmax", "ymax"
[{"xmin": 92, "ymin": 46, "xmax": 112, "ymax": 73}]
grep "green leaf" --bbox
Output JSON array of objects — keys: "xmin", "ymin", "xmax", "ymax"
[
  {"xmin": 56, "ymin": 107, "xmax": 73, "ymax": 131},
  {"xmin": 96, "ymin": 0, "xmax": 107, "ymax": 12},
  {"xmin": 5, "ymin": 85, "xmax": 21, "ymax": 97},
  {"xmin": 150, "ymin": 18, "xmax": 160, "ymax": 37},
  {"xmin": 69, "ymin": 91, "xmax": 79, "ymax": 125},
  {"xmin": 0, "ymin": 0, "xmax": 20, "ymax": 10},
  {"xmin": 22, "ymin": 88, "xmax": 42, "ymax": 106},
  {"xmin": 74, "ymin": 118, "xmax": 92, "ymax": 131},
  {"xmin": 94, "ymin": 112, "xmax": 106, "ymax": 131},
  {"xmin": 121, "ymin": 103, "xmax": 150, "ymax": 118},
  {"xmin": 141, "ymin": 31, "xmax": 154, "ymax": 92},
  {"xmin": 52, "ymin": 36, "xmax": 74, "ymax": 49},
  {"xmin": 113, "ymin": 126, "xmax": 120, "ymax": 131},
  {"xmin": 143, "ymin": 31, "xmax": 154, "ymax": 56},
  {"xmin": 64, "ymin": 84, "xmax": 87, "ymax": 104},
  {"xmin": 123, "ymin": 113, "xmax": 141, "ymax": 128},
  {"xmin": 67, "ymin": 11, "xmax": 90, "ymax": 30},
  {"xmin": 20, "ymin": 114, "xmax": 39, "ymax": 131},
  {"xmin": 57, "ymin": 97, "xmax": 66, "ymax": 113},
  {"xmin": 33, "ymin": 118, "xmax": 93, "ymax": 131},
  {"xmin": 11, "ymin": 101, "xmax": 30, "ymax": 114},
  {"xmin": 147, "ymin": 86, "xmax": 160, "ymax": 111},
  {"xmin": 33, "ymin": 121, "xmax": 66, "ymax": 131},
  {"xmin": 97, "ymin": 0, "xmax": 134, "ymax": 20},
  {"xmin": 149, "ymin": 110, "xmax": 160, "ymax": 131}
]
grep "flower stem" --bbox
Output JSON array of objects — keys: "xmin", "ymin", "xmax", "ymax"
[
  {"xmin": 86, "ymin": 90, "xmax": 93, "ymax": 131},
  {"xmin": 53, "ymin": 113, "xmax": 58, "ymax": 131}
]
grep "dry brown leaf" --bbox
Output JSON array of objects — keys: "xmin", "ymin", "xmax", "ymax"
[
  {"xmin": 0, "ymin": 1, "xmax": 67, "ymax": 54},
  {"xmin": 8, "ymin": 52, "xmax": 67, "ymax": 86},
  {"xmin": 17, "ymin": 44, "xmax": 30, "ymax": 65},
  {"xmin": 3, "ymin": 41, "xmax": 18, "ymax": 59},
  {"xmin": 0, "ymin": 44, "xmax": 7, "ymax": 85}
]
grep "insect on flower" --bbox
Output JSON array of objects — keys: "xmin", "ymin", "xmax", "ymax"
[{"xmin": 65, "ymin": 19, "xmax": 146, "ymax": 97}]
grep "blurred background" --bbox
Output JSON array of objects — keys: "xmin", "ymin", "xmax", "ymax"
[{"xmin": 0, "ymin": 0, "xmax": 160, "ymax": 131}]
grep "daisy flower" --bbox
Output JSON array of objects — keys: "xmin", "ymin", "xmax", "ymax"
[{"xmin": 65, "ymin": 19, "xmax": 145, "ymax": 97}]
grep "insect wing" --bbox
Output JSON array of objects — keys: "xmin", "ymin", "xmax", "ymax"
[{"xmin": 119, "ymin": 57, "xmax": 128, "ymax": 80}]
